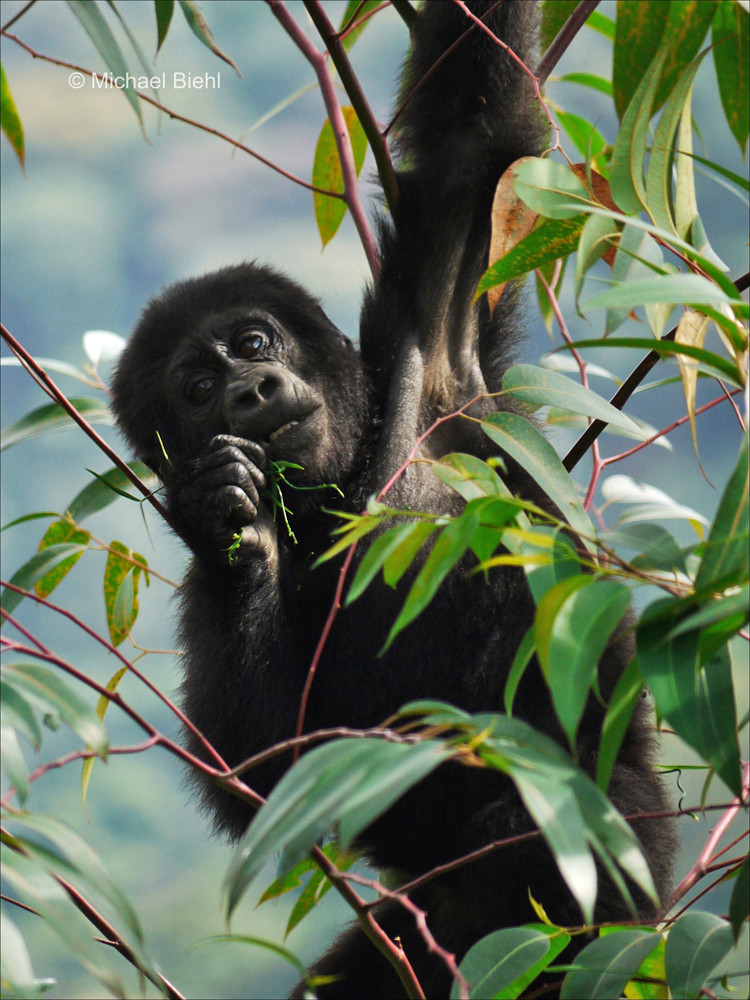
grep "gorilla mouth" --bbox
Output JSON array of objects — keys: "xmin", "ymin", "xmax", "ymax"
[
  {"xmin": 268, "ymin": 419, "xmax": 299, "ymax": 444},
  {"xmin": 261, "ymin": 406, "xmax": 319, "ymax": 450}
]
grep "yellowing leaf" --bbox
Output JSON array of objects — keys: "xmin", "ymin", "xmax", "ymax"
[
  {"xmin": 35, "ymin": 520, "xmax": 90, "ymax": 598},
  {"xmin": 312, "ymin": 106, "xmax": 368, "ymax": 246},
  {"xmin": 675, "ymin": 309, "xmax": 709, "ymax": 459},
  {"xmin": 103, "ymin": 542, "xmax": 148, "ymax": 646}
]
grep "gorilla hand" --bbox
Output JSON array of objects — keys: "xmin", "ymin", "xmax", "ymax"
[{"xmin": 174, "ymin": 434, "xmax": 273, "ymax": 557}]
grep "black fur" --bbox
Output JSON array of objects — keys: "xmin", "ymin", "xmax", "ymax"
[{"xmin": 111, "ymin": 3, "xmax": 675, "ymax": 996}]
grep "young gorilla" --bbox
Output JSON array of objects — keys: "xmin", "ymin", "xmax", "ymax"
[{"xmin": 112, "ymin": 2, "xmax": 675, "ymax": 996}]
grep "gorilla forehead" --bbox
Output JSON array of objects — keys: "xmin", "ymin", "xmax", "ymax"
[{"xmin": 131, "ymin": 261, "xmax": 347, "ymax": 361}]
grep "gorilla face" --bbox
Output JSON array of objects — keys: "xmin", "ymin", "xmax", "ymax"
[
  {"xmin": 112, "ymin": 263, "xmax": 369, "ymax": 558},
  {"xmin": 166, "ymin": 309, "xmax": 328, "ymax": 472}
]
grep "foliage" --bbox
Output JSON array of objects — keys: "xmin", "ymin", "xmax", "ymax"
[{"xmin": 1, "ymin": 1, "xmax": 748, "ymax": 999}]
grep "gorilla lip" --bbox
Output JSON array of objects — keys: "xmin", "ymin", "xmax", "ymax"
[
  {"xmin": 267, "ymin": 419, "xmax": 299, "ymax": 445},
  {"xmin": 261, "ymin": 406, "xmax": 318, "ymax": 449}
]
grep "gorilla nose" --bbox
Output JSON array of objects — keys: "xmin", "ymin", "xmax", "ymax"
[{"xmin": 227, "ymin": 369, "xmax": 282, "ymax": 410}]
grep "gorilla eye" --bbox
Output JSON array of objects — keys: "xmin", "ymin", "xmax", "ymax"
[
  {"xmin": 188, "ymin": 376, "xmax": 216, "ymax": 404},
  {"xmin": 234, "ymin": 330, "xmax": 269, "ymax": 359}
]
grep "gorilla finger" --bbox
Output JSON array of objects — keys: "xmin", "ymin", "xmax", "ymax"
[
  {"xmin": 216, "ymin": 485, "xmax": 258, "ymax": 525},
  {"xmin": 209, "ymin": 435, "xmax": 266, "ymax": 469},
  {"xmin": 197, "ymin": 463, "xmax": 262, "ymax": 501}
]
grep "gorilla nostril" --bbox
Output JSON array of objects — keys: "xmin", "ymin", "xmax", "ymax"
[{"xmin": 257, "ymin": 376, "xmax": 278, "ymax": 400}]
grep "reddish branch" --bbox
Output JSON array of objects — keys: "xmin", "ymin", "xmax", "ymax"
[
  {"xmin": 1, "ymin": 323, "xmax": 172, "ymax": 526},
  {"xmin": 303, "ymin": 0, "xmax": 399, "ymax": 216},
  {"xmin": 267, "ymin": 1, "xmax": 380, "ymax": 275}
]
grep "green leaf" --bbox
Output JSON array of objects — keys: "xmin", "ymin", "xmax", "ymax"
[
  {"xmin": 81, "ymin": 664, "xmax": 129, "ymax": 812},
  {"xmin": 452, "ymin": 925, "xmax": 570, "ymax": 1000},
  {"xmin": 556, "ymin": 72, "xmax": 614, "ymax": 97},
  {"xmin": 596, "ymin": 657, "xmax": 644, "ymax": 792},
  {"xmin": 587, "ymin": 11, "xmax": 615, "ymax": 40},
  {"xmin": 540, "ymin": 0, "xmax": 578, "ymax": 50},
  {"xmin": 382, "ymin": 521, "xmax": 441, "ymax": 589},
  {"xmin": 1, "ymin": 398, "xmax": 112, "ymax": 451},
  {"xmin": 337, "ymin": 1, "xmax": 381, "ymax": 50},
  {"xmin": 645, "ymin": 50, "xmax": 708, "ymax": 235},
  {"xmin": 607, "ymin": 224, "xmax": 667, "ymax": 335},
  {"xmin": 503, "ymin": 364, "xmax": 641, "ymax": 435},
  {"xmin": 478, "ymin": 216, "xmax": 584, "ymax": 295},
  {"xmin": 560, "ymin": 929, "xmax": 662, "ymax": 999},
  {"xmin": 504, "ymin": 627, "xmax": 536, "ymax": 716},
  {"xmin": 654, "ymin": 2, "xmax": 717, "ymax": 111},
  {"xmin": 2, "ymin": 663, "xmax": 107, "ymax": 755},
  {"xmin": 1, "ymin": 679, "xmax": 43, "ymax": 750},
  {"xmin": 610, "ymin": 47, "xmax": 668, "ymax": 213},
  {"xmin": 481, "ymin": 412, "xmax": 595, "ymax": 548},
  {"xmin": 637, "ymin": 602, "xmax": 741, "ymax": 795},
  {"xmin": 225, "ymin": 738, "xmax": 448, "ymax": 917},
  {"xmin": 317, "ymin": 509, "xmax": 386, "ymax": 563},
  {"xmin": 686, "ymin": 150, "xmax": 749, "ymax": 192},
  {"xmin": 514, "ymin": 158, "xmax": 591, "ymax": 220},
  {"xmin": 728, "ymin": 859, "xmax": 749, "ymax": 942},
  {"xmin": 67, "ymin": 463, "xmax": 159, "ymax": 521},
  {"xmin": 476, "ymin": 715, "xmax": 656, "ymax": 921},
  {"xmin": 536, "ymin": 578, "xmax": 631, "ymax": 749},
  {"xmin": 0, "ymin": 63, "xmax": 24, "ymax": 168},
  {"xmin": 285, "ymin": 846, "xmax": 355, "ymax": 937},
  {"xmin": 1, "ymin": 543, "xmax": 89, "ymax": 617},
  {"xmin": 65, "ymin": 0, "xmax": 142, "ymax": 123},
  {"xmin": 576, "ymin": 212, "xmax": 620, "ymax": 298},
  {"xmin": 606, "ymin": 522, "xmax": 687, "ymax": 574},
  {"xmin": 557, "ymin": 111, "xmax": 608, "ymax": 166},
  {"xmin": 1, "ymin": 725, "xmax": 29, "ymax": 802},
  {"xmin": 34, "ymin": 520, "xmax": 90, "ymax": 598},
  {"xmin": 562, "ymin": 337, "xmax": 741, "ymax": 386},
  {"xmin": 694, "ymin": 433, "xmax": 749, "ymax": 592},
  {"xmin": 10, "ymin": 813, "xmax": 143, "ymax": 948},
  {"xmin": 382, "ymin": 505, "xmax": 484, "ymax": 651},
  {"xmin": 712, "ymin": 0, "xmax": 750, "ymax": 152},
  {"xmin": 313, "ymin": 106, "xmax": 368, "ymax": 246},
  {"xmin": 613, "ymin": 1, "xmax": 670, "ymax": 119},
  {"xmin": 1, "ymin": 847, "xmax": 125, "ymax": 993},
  {"xmin": 664, "ymin": 912, "xmax": 735, "ymax": 999},
  {"xmin": 154, "ymin": 0, "xmax": 174, "ymax": 54},
  {"xmin": 345, "ymin": 521, "xmax": 435, "ymax": 605},
  {"xmin": 524, "ymin": 528, "xmax": 582, "ymax": 605},
  {"xmin": 667, "ymin": 585, "xmax": 749, "ymax": 641},
  {"xmin": 0, "ymin": 913, "xmax": 45, "ymax": 998},
  {"xmin": 432, "ymin": 454, "xmax": 516, "ymax": 502},
  {"xmin": 177, "ymin": 0, "xmax": 238, "ymax": 72},
  {"xmin": 584, "ymin": 272, "xmax": 737, "ymax": 312}
]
